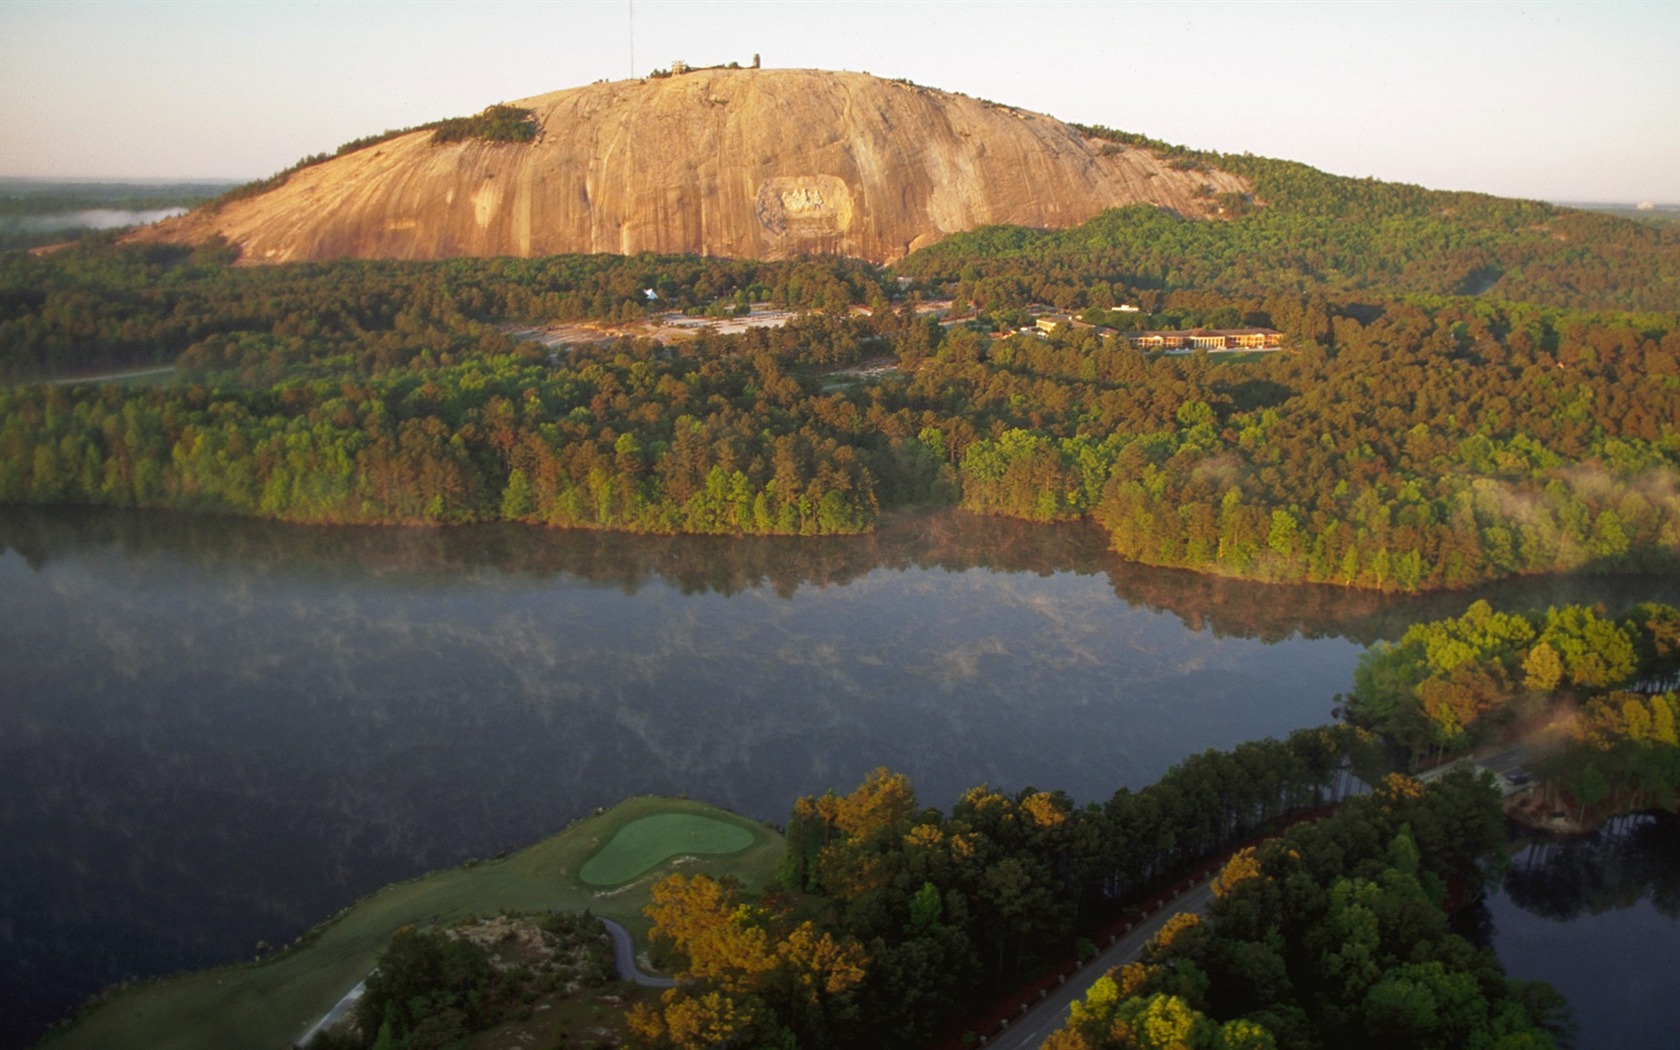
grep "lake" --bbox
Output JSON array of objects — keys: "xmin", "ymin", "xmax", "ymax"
[{"xmin": 2, "ymin": 506, "xmax": 1675, "ymax": 1048}]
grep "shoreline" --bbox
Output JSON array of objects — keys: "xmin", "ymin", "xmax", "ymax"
[{"xmin": 4, "ymin": 495, "xmax": 1672, "ymax": 599}]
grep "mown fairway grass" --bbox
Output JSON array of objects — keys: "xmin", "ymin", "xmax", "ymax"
[
  {"xmin": 579, "ymin": 813, "xmax": 756, "ymax": 886},
  {"xmin": 39, "ymin": 796, "xmax": 780, "ymax": 1050}
]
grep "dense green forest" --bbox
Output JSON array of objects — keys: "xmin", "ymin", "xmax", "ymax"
[
  {"xmin": 624, "ymin": 748, "xmax": 1559, "ymax": 1050},
  {"xmin": 3, "ymin": 139, "xmax": 1678, "ymax": 590},
  {"xmin": 1041, "ymin": 783, "xmax": 1566, "ymax": 1050},
  {"xmin": 0, "ymin": 245, "xmax": 885, "ymax": 535},
  {"xmin": 902, "ymin": 129, "xmax": 1680, "ymax": 315}
]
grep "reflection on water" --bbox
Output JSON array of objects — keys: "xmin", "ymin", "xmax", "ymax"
[
  {"xmin": 1, "ymin": 507, "xmax": 1675, "ymax": 1047},
  {"xmin": 7, "ymin": 506, "xmax": 1671, "ymax": 645},
  {"xmin": 1488, "ymin": 815, "xmax": 1680, "ymax": 1049}
]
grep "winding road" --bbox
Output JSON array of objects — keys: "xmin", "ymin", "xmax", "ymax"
[{"xmin": 601, "ymin": 917, "xmax": 678, "ymax": 988}]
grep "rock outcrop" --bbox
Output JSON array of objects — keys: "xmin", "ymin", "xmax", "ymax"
[{"xmin": 137, "ymin": 68, "xmax": 1251, "ymax": 265}]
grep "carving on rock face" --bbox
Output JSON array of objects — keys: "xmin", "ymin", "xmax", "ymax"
[{"xmin": 755, "ymin": 175, "xmax": 854, "ymax": 241}]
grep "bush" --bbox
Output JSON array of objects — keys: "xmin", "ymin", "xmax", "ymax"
[{"xmin": 430, "ymin": 106, "xmax": 538, "ymax": 145}]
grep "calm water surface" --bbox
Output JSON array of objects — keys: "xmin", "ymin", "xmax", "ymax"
[
  {"xmin": 1481, "ymin": 815, "xmax": 1680, "ymax": 1050},
  {"xmin": 2, "ymin": 507, "xmax": 1675, "ymax": 1047}
]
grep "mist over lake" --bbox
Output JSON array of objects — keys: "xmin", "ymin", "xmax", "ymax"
[{"xmin": 0, "ymin": 207, "xmax": 187, "ymax": 233}]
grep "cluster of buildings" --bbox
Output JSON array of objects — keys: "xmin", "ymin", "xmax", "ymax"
[
  {"xmin": 1032, "ymin": 314, "xmax": 1283, "ymax": 353},
  {"xmin": 1122, "ymin": 328, "xmax": 1283, "ymax": 352}
]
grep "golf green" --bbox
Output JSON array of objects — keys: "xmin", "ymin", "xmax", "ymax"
[{"xmin": 580, "ymin": 812, "xmax": 755, "ymax": 886}]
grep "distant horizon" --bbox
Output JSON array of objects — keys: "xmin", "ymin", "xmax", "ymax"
[
  {"xmin": 4, "ymin": 2, "xmax": 1678, "ymax": 203},
  {"xmin": 3, "ymin": 172, "xmax": 1678, "ymax": 214},
  {"xmin": 1554, "ymin": 198, "xmax": 1680, "ymax": 208},
  {"xmin": 0, "ymin": 174, "xmax": 241, "ymax": 186}
]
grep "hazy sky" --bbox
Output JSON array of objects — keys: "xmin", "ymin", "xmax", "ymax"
[{"xmin": 3, "ymin": 0, "xmax": 1677, "ymax": 202}]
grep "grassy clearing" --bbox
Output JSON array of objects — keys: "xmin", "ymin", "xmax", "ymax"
[
  {"xmin": 39, "ymin": 796, "xmax": 780, "ymax": 1050},
  {"xmin": 579, "ymin": 813, "xmax": 755, "ymax": 886}
]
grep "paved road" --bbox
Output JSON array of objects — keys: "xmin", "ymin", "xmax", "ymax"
[
  {"xmin": 45, "ymin": 365, "xmax": 176, "ymax": 386},
  {"xmin": 987, "ymin": 876, "xmax": 1217, "ymax": 1050},
  {"xmin": 1477, "ymin": 745, "xmax": 1530, "ymax": 778},
  {"xmin": 296, "ymin": 977, "xmax": 367, "ymax": 1047},
  {"xmin": 601, "ymin": 918, "xmax": 678, "ymax": 988},
  {"xmin": 1418, "ymin": 744, "xmax": 1532, "ymax": 794}
]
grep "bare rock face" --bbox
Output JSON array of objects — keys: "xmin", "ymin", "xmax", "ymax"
[{"xmin": 140, "ymin": 69, "xmax": 1251, "ymax": 265}]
